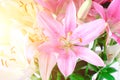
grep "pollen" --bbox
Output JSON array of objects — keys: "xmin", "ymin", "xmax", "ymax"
[
  {"xmin": 64, "ymin": 41, "xmax": 72, "ymax": 48},
  {"xmin": 79, "ymin": 38, "xmax": 82, "ymax": 42},
  {"xmin": 68, "ymin": 31, "xmax": 72, "ymax": 36}
]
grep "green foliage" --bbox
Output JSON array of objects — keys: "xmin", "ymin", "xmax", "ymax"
[
  {"xmin": 97, "ymin": 72, "xmax": 115, "ymax": 80},
  {"xmin": 69, "ymin": 73, "xmax": 84, "ymax": 80},
  {"xmin": 105, "ymin": 67, "xmax": 117, "ymax": 73},
  {"xmin": 30, "ymin": 70, "xmax": 41, "ymax": 80},
  {"xmin": 99, "ymin": 52, "xmax": 107, "ymax": 61},
  {"xmin": 96, "ymin": 66, "xmax": 117, "ymax": 80},
  {"xmin": 30, "ymin": 74, "xmax": 41, "ymax": 80},
  {"xmin": 109, "ymin": 39, "xmax": 117, "ymax": 46},
  {"xmin": 87, "ymin": 64, "xmax": 98, "ymax": 72}
]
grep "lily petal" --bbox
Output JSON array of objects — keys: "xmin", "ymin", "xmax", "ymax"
[
  {"xmin": 38, "ymin": 42, "xmax": 57, "ymax": 80},
  {"xmin": 106, "ymin": 26, "xmax": 113, "ymax": 44},
  {"xmin": 57, "ymin": 49, "xmax": 77, "ymax": 77},
  {"xmin": 74, "ymin": 46, "xmax": 105, "ymax": 66},
  {"xmin": 111, "ymin": 33, "xmax": 120, "ymax": 44},
  {"xmin": 93, "ymin": 0, "xmax": 110, "ymax": 4},
  {"xmin": 93, "ymin": 2, "xmax": 106, "ymax": 20},
  {"xmin": 37, "ymin": 12, "xmax": 64, "ymax": 38},
  {"xmin": 72, "ymin": 19, "xmax": 106, "ymax": 45},
  {"xmin": 65, "ymin": 0, "xmax": 76, "ymax": 33},
  {"xmin": 36, "ymin": 0, "xmax": 57, "ymax": 12},
  {"xmin": 73, "ymin": 0, "xmax": 84, "ymax": 11},
  {"xmin": 111, "ymin": 21, "xmax": 120, "ymax": 33},
  {"xmin": 107, "ymin": 0, "xmax": 120, "ymax": 20},
  {"xmin": 38, "ymin": 52, "xmax": 56, "ymax": 80}
]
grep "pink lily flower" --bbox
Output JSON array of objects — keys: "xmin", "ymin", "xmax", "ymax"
[
  {"xmin": 35, "ymin": 0, "xmax": 84, "ymax": 21},
  {"xmin": 35, "ymin": 0, "xmax": 65, "ymax": 14},
  {"xmin": 35, "ymin": 0, "xmax": 84, "ymax": 13},
  {"xmin": 93, "ymin": 0, "xmax": 120, "ymax": 43},
  {"xmin": 93, "ymin": 0, "xmax": 112, "ymax": 4},
  {"xmin": 37, "ymin": 1, "xmax": 105, "ymax": 80}
]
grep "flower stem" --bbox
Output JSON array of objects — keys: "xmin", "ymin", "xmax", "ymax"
[
  {"xmin": 65, "ymin": 77, "xmax": 67, "ymax": 80},
  {"xmin": 103, "ymin": 40, "xmax": 107, "ymax": 61},
  {"xmin": 85, "ymin": 63, "xmax": 89, "ymax": 76},
  {"xmin": 91, "ymin": 39, "xmax": 97, "ymax": 51}
]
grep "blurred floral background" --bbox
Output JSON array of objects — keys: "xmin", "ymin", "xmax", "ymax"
[{"xmin": 0, "ymin": 0, "xmax": 120, "ymax": 80}]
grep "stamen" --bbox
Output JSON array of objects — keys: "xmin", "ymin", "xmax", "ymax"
[
  {"xmin": 10, "ymin": 47, "xmax": 16, "ymax": 54},
  {"xmin": 1, "ymin": 59, "xmax": 8, "ymax": 67},
  {"xmin": 19, "ymin": 1, "xmax": 24, "ymax": 7},
  {"xmin": 59, "ymin": 32, "xmax": 73, "ymax": 49},
  {"xmin": 60, "ymin": 37, "xmax": 66, "ymax": 42},
  {"xmin": 30, "ymin": 2, "xmax": 34, "ymax": 9},
  {"xmin": 5, "ymin": 60, "xmax": 8, "ymax": 67},
  {"xmin": 24, "ymin": 4, "xmax": 27, "ymax": 12},
  {"xmin": 66, "ymin": 31, "xmax": 72, "ymax": 41},
  {"xmin": 1, "ymin": 59, "xmax": 4, "ymax": 66},
  {"xmin": 9, "ymin": 58, "xmax": 16, "ymax": 61},
  {"xmin": 34, "ymin": 58, "xmax": 38, "ymax": 64}
]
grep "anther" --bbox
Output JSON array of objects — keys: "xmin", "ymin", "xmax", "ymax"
[{"xmin": 79, "ymin": 38, "xmax": 82, "ymax": 42}]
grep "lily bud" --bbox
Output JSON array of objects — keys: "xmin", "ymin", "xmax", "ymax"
[{"xmin": 77, "ymin": 0, "xmax": 92, "ymax": 20}]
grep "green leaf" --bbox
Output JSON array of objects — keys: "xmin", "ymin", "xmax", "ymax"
[
  {"xmin": 101, "ymin": 66, "xmax": 117, "ymax": 74},
  {"xmin": 109, "ymin": 39, "xmax": 117, "ymax": 45},
  {"xmin": 30, "ymin": 74, "xmax": 41, "ymax": 80},
  {"xmin": 98, "ymin": 72, "xmax": 115, "ymax": 80},
  {"xmin": 106, "ymin": 67, "xmax": 117, "ymax": 73},
  {"xmin": 57, "ymin": 71, "xmax": 61, "ymax": 80},
  {"xmin": 99, "ymin": 52, "xmax": 107, "ymax": 61},
  {"xmin": 88, "ymin": 64, "xmax": 98, "ymax": 72},
  {"xmin": 96, "ymin": 73, "xmax": 104, "ymax": 80},
  {"xmin": 69, "ymin": 73, "xmax": 84, "ymax": 80}
]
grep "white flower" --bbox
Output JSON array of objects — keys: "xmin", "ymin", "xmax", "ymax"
[{"xmin": 106, "ymin": 44, "xmax": 120, "ymax": 64}]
